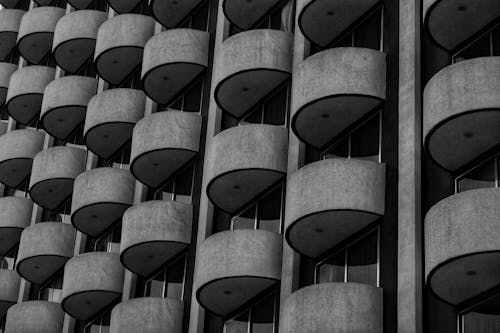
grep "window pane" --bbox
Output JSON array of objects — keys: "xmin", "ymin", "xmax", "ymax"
[
  {"xmin": 109, "ymin": 226, "xmax": 121, "ymax": 254},
  {"xmin": 462, "ymin": 294, "xmax": 500, "ymax": 333},
  {"xmin": 145, "ymin": 271, "xmax": 165, "ymax": 297},
  {"xmin": 334, "ymin": 33, "xmax": 354, "ymax": 48},
  {"xmin": 263, "ymin": 86, "xmax": 288, "ymax": 126},
  {"xmin": 323, "ymin": 136, "xmax": 349, "ymax": 159},
  {"xmin": 165, "ymin": 258, "xmax": 185, "ymax": 300},
  {"xmin": 190, "ymin": 2, "xmax": 209, "ymax": 31},
  {"xmin": 494, "ymin": 26, "xmax": 500, "ymax": 56},
  {"xmin": 457, "ymin": 157, "xmax": 496, "ymax": 193},
  {"xmin": 233, "ymin": 205, "xmax": 256, "ymax": 230},
  {"xmin": 225, "ymin": 311, "xmax": 249, "ymax": 333},
  {"xmin": 100, "ymin": 312, "xmax": 111, "ymax": 333},
  {"xmin": 354, "ymin": 9, "xmax": 382, "ymax": 50},
  {"xmin": 257, "ymin": 185, "xmax": 282, "ymax": 233},
  {"xmin": 251, "ymin": 294, "xmax": 276, "ymax": 333},
  {"xmin": 212, "ymin": 207, "xmax": 232, "ymax": 233},
  {"xmin": 241, "ymin": 108, "xmax": 263, "ymax": 125},
  {"xmin": 317, "ymin": 250, "xmax": 345, "ymax": 283},
  {"xmin": 347, "ymin": 230, "xmax": 378, "ymax": 285},
  {"xmin": 174, "ymin": 165, "xmax": 194, "ymax": 203},
  {"xmin": 350, "ymin": 114, "xmax": 380, "ymax": 162},
  {"xmin": 455, "ymin": 33, "xmax": 491, "ymax": 62},
  {"xmin": 183, "ymin": 80, "xmax": 203, "ymax": 112}
]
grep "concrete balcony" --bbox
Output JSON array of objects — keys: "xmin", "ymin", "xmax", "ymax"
[
  {"xmin": 206, "ymin": 124, "xmax": 288, "ymax": 214},
  {"xmin": 150, "ymin": 0, "xmax": 203, "ymax": 28},
  {"xmin": 107, "ymin": 0, "xmax": 141, "ymax": 13},
  {"xmin": 214, "ymin": 29, "xmax": 292, "ymax": 118},
  {"xmin": 71, "ymin": 168, "xmax": 135, "ymax": 237},
  {"xmin": 0, "ymin": 129, "xmax": 44, "ymax": 188},
  {"xmin": 5, "ymin": 301, "xmax": 64, "ymax": 333},
  {"xmin": 121, "ymin": 200, "xmax": 192, "ymax": 277},
  {"xmin": 0, "ymin": 270, "xmax": 20, "ymax": 316},
  {"xmin": 84, "ymin": 88, "xmax": 145, "ymax": 160},
  {"xmin": 130, "ymin": 111, "xmax": 201, "ymax": 187},
  {"xmin": 40, "ymin": 76, "xmax": 97, "ymax": 141},
  {"xmin": 0, "ymin": 197, "xmax": 32, "ymax": 255},
  {"xmin": 281, "ymin": 283, "xmax": 383, "ymax": 333},
  {"xmin": 424, "ymin": 0, "xmax": 500, "ymax": 51},
  {"xmin": 94, "ymin": 14, "xmax": 155, "ymax": 85},
  {"xmin": 110, "ymin": 297, "xmax": 183, "ymax": 333},
  {"xmin": 222, "ymin": 0, "xmax": 283, "ymax": 30},
  {"xmin": 141, "ymin": 29, "xmax": 209, "ymax": 104},
  {"xmin": 62, "ymin": 252, "xmax": 124, "ymax": 321},
  {"xmin": 0, "ymin": 9, "xmax": 25, "ymax": 61},
  {"xmin": 195, "ymin": 229, "xmax": 282, "ymax": 317},
  {"xmin": 16, "ymin": 6, "xmax": 65, "ymax": 64},
  {"xmin": 423, "ymin": 57, "xmax": 500, "ymax": 171},
  {"xmin": 285, "ymin": 159, "xmax": 385, "ymax": 258},
  {"xmin": 291, "ymin": 47, "xmax": 386, "ymax": 148},
  {"xmin": 16, "ymin": 222, "xmax": 75, "ymax": 285},
  {"xmin": 29, "ymin": 147, "xmax": 86, "ymax": 210},
  {"xmin": 425, "ymin": 188, "xmax": 500, "ymax": 305},
  {"xmin": 297, "ymin": 0, "xmax": 379, "ymax": 47},
  {"xmin": 6, "ymin": 65, "xmax": 55, "ymax": 125},
  {"xmin": 0, "ymin": 63, "xmax": 17, "ymax": 105},
  {"xmin": 52, "ymin": 10, "xmax": 107, "ymax": 74}
]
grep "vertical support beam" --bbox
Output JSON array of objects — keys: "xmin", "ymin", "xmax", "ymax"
[{"xmin": 398, "ymin": 0, "xmax": 422, "ymax": 332}]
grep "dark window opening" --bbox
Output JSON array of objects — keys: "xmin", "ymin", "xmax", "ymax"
[
  {"xmin": 40, "ymin": 198, "xmax": 72, "ymax": 223},
  {"xmin": 455, "ymin": 155, "xmax": 500, "ymax": 193},
  {"xmin": 28, "ymin": 270, "xmax": 64, "ymax": 303},
  {"xmin": 156, "ymin": 77, "xmax": 205, "ymax": 113},
  {"xmin": 84, "ymin": 222, "xmax": 121, "ymax": 254},
  {"xmin": 0, "ymin": 246, "xmax": 18, "ymax": 271},
  {"xmin": 176, "ymin": 0, "xmax": 210, "ymax": 31},
  {"xmin": 459, "ymin": 293, "xmax": 500, "ymax": 333},
  {"xmin": 96, "ymin": 143, "xmax": 131, "ymax": 170},
  {"xmin": 108, "ymin": 66, "xmax": 142, "ymax": 90},
  {"xmin": 146, "ymin": 162, "xmax": 196, "ymax": 204},
  {"xmin": 454, "ymin": 23, "xmax": 500, "ymax": 63},
  {"xmin": 131, "ymin": 0, "xmax": 152, "ymax": 15},
  {"xmin": 4, "ymin": 47, "xmax": 20, "ymax": 64}
]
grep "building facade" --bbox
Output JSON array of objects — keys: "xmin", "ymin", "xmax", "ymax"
[{"xmin": 0, "ymin": 0, "xmax": 497, "ymax": 332}]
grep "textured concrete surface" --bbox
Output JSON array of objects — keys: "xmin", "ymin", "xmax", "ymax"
[
  {"xmin": 292, "ymin": 47, "xmax": 386, "ymax": 148},
  {"xmin": 17, "ymin": 222, "xmax": 75, "ymax": 284},
  {"xmin": 5, "ymin": 301, "xmax": 64, "ymax": 333},
  {"xmin": 71, "ymin": 167, "xmax": 135, "ymax": 237},
  {"xmin": 285, "ymin": 158, "xmax": 386, "ymax": 258},
  {"xmin": 131, "ymin": 110, "xmax": 201, "ymax": 187},
  {"xmin": 195, "ymin": 229, "xmax": 282, "ymax": 316},
  {"xmin": 425, "ymin": 188, "xmax": 500, "ymax": 305},
  {"xmin": 16, "ymin": 6, "xmax": 65, "ymax": 64},
  {"xmin": 29, "ymin": 146, "xmax": 86, "ymax": 209},
  {"xmin": 423, "ymin": 0, "xmax": 500, "ymax": 50},
  {"xmin": 424, "ymin": 57, "xmax": 500, "ymax": 171},
  {"xmin": 205, "ymin": 124, "xmax": 288, "ymax": 213},
  {"xmin": 6, "ymin": 65, "xmax": 55, "ymax": 125},
  {"xmin": 0, "ymin": 63, "xmax": 18, "ymax": 105},
  {"xmin": 142, "ymin": 28, "xmax": 209, "ymax": 104},
  {"xmin": 0, "ymin": 269, "xmax": 20, "ymax": 315},
  {"xmin": 150, "ymin": 0, "xmax": 203, "ymax": 28},
  {"xmin": 0, "ymin": 9, "xmax": 25, "ymax": 61},
  {"xmin": 297, "ymin": 0, "xmax": 379, "ymax": 46},
  {"xmin": 222, "ymin": 0, "xmax": 282, "ymax": 30},
  {"xmin": 52, "ymin": 10, "xmax": 107, "ymax": 73},
  {"xmin": 121, "ymin": 200, "xmax": 192, "ymax": 276},
  {"xmin": 94, "ymin": 14, "xmax": 155, "ymax": 84},
  {"xmin": 214, "ymin": 29, "xmax": 292, "ymax": 118},
  {"xmin": 84, "ymin": 88, "xmax": 145, "ymax": 159},
  {"xmin": 40, "ymin": 75, "xmax": 97, "ymax": 140},
  {"xmin": 62, "ymin": 252, "xmax": 124, "ymax": 320},
  {"xmin": 281, "ymin": 282, "xmax": 383, "ymax": 333},
  {"xmin": 110, "ymin": 297, "xmax": 183, "ymax": 333}
]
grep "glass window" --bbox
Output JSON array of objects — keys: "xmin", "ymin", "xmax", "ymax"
[
  {"xmin": 141, "ymin": 254, "xmax": 187, "ymax": 300},
  {"xmin": 460, "ymin": 293, "xmax": 500, "ymax": 333},
  {"xmin": 147, "ymin": 163, "xmax": 195, "ymax": 204},
  {"xmin": 0, "ymin": 246, "xmax": 18, "ymax": 270},
  {"xmin": 110, "ymin": 67, "xmax": 142, "ymax": 90},
  {"xmin": 177, "ymin": 1, "xmax": 210, "ymax": 31},
  {"xmin": 315, "ymin": 228, "xmax": 379, "ymax": 287},
  {"xmin": 97, "ymin": 144, "xmax": 131, "ymax": 170},
  {"xmin": 156, "ymin": 78, "xmax": 205, "ymax": 113},
  {"xmin": 85, "ymin": 223, "xmax": 121, "ymax": 254},
  {"xmin": 454, "ymin": 23, "xmax": 500, "ymax": 62},
  {"xmin": 224, "ymin": 291, "xmax": 278, "ymax": 333},
  {"xmin": 41, "ymin": 199, "xmax": 71, "ymax": 223},
  {"xmin": 84, "ymin": 311, "xmax": 111, "ymax": 333},
  {"xmin": 456, "ymin": 157, "xmax": 497, "ymax": 193},
  {"xmin": 0, "ymin": 315, "xmax": 5, "ymax": 333},
  {"xmin": 38, "ymin": 271, "xmax": 63, "ymax": 303}
]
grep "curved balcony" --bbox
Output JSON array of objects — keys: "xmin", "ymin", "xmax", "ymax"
[
  {"xmin": 424, "ymin": 57, "xmax": 500, "ymax": 172},
  {"xmin": 206, "ymin": 124, "xmax": 288, "ymax": 213},
  {"xmin": 110, "ymin": 297, "xmax": 183, "ymax": 333},
  {"xmin": 214, "ymin": 29, "xmax": 292, "ymax": 119},
  {"xmin": 0, "ymin": 9, "xmax": 25, "ymax": 61},
  {"xmin": 62, "ymin": 252, "xmax": 124, "ymax": 321},
  {"xmin": 195, "ymin": 229, "xmax": 282, "ymax": 317},
  {"xmin": 29, "ymin": 147, "xmax": 86, "ymax": 210},
  {"xmin": 0, "ymin": 129, "xmax": 44, "ymax": 188},
  {"xmin": 84, "ymin": 88, "xmax": 145, "ymax": 159},
  {"xmin": 16, "ymin": 222, "xmax": 75, "ymax": 285},
  {"xmin": 71, "ymin": 168, "xmax": 135, "ymax": 237},
  {"xmin": 6, "ymin": 65, "xmax": 55, "ymax": 125},
  {"xmin": 0, "ymin": 197, "xmax": 32, "ymax": 255},
  {"xmin": 52, "ymin": 10, "xmax": 107, "ymax": 74},
  {"xmin": 5, "ymin": 301, "xmax": 64, "ymax": 333},
  {"xmin": 130, "ymin": 111, "xmax": 201, "ymax": 187},
  {"xmin": 298, "ymin": 0, "xmax": 379, "ymax": 47},
  {"xmin": 425, "ymin": 188, "xmax": 500, "ymax": 305},
  {"xmin": 67, "ymin": 0, "xmax": 94, "ymax": 10},
  {"xmin": 281, "ymin": 283, "xmax": 383, "ymax": 333},
  {"xmin": 94, "ymin": 14, "xmax": 155, "ymax": 85},
  {"xmin": 40, "ymin": 76, "xmax": 97, "ymax": 140},
  {"xmin": 107, "ymin": 0, "xmax": 141, "ymax": 14},
  {"xmin": 16, "ymin": 6, "xmax": 65, "ymax": 64},
  {"xmin": 291, "ymin": 47, "xmax": 386, "ymax": 148},
  {"xmin": 121, "ymin": 200, "xmax": 192, "ymax": 277},
  {"xmin": 223, "ymin": 0, "xmax": 283, "ymax": 30},
  {"xmin": 141, "ymin": 29, "xmax": 209, "ymax": 104},
  {"xmin": 285, "ymin": 159, "xmax": 385, "ymax": 258},
  {"xmin": 150, "ymin": 0, "xmax": 203, "ymax": 28},
  {"xmin": 0, "ymin": 270, "xmax": 20, "ymax": 316},
  {"xmin": 424, "ymin": 0, "xmax": 500, "ymax": 51},
  {"xmin": 0, "ymin": 63, "xmax": 17, "ymax": 105}
]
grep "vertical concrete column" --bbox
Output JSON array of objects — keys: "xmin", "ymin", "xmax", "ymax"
[{"xmin": 398, "ymin": 1, "xmax": 422, "ymax": 333}]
